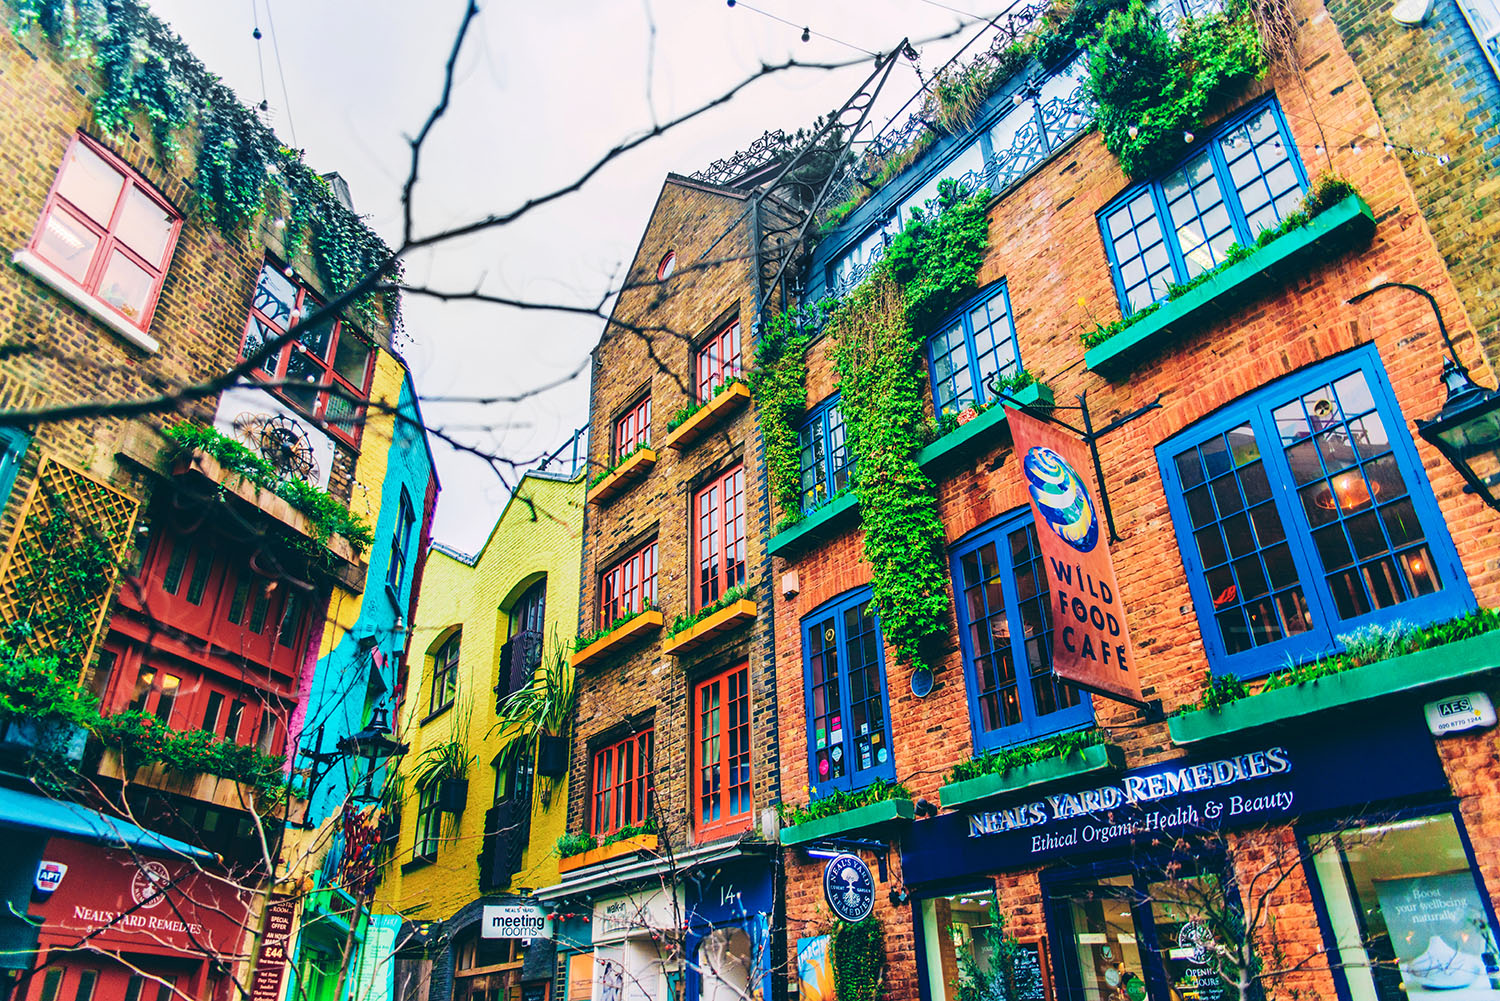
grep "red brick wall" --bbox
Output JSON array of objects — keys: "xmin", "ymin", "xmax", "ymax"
[{"xmin": 774, "ymin": 0, "xmax": 1500, "ymax": 996}]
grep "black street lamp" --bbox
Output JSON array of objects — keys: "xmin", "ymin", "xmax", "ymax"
[
  {"xmin": 336, "ymin": 704, "xmax": 409, "ymax": 764},
  {"xmin": 1348, "ymin": 282, "xmax": 1500, "ymax": 512}
]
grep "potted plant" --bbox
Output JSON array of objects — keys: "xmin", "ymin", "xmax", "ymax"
[
  {"xmin": 495, "ymin": 644, "xmax": 575, "ymax": 778},
  {"xmin": 0, "ymin": 646, "xmax": 100, "ymax": 772},
  {"xmin": 415, "ymin": 740, "xmax": 474, "ymax": 815}
]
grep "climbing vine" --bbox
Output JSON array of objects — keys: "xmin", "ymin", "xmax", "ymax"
[
  {"xmin": 830, "ymin": 915, "xmax": 885, "ymax": 1001},
  {"xmin": 830, "ymin": 272, "xmax": 951, "ymax": 668},
  {"xmin": 2, "ymin": 493, "xmax": 119, "ymax": 669},
  {"xmin": 7, "ymin": 0, "xmax": 403, "ymax": 329},
  {"xmin": 749, "ymin": 304, "xmax": 817, "ymax": 530},
  {"xmin": 1082, "ymin": 0, "xmax": 1267, "ymax": 177}
]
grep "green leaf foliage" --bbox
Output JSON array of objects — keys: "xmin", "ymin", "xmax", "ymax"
[
  {"xmin": 883, "ymin": 181, "xmax": 992, "ymax": 334},
  {"xmin": 946, "ymin": 728, "xmax": 1106, "ymax": 784},
  {"xmin": 831, "ymin": 915, "xmax": 885, "ymax": 1001},
  {"xmin": 555, "ymin": 816, "xmax": 658, "ymax": 858},
  {"xmin": 955, "ymin": 902, "xmax": 1049, "ymax": 1001},
  {"xmin": 1083, "ymin": 0, "xmax": 1267, "ymax": 177},
  {"xmin": 666, "ymin": 585, "xmax": 749, "ymax": 639},
  {"xmin": 162, "ymin": 422, "xmax": 373, "ymax": 551},
  {"xmin": 777, "ymin": 777, "xmax": 911, "ymax": 828},
  {"xmin": 94, "ymin": 710, "xmax": 290, "ymax": 801},
  {"xmin": 573, "ymin": 602, "xmax": 654, "ymax": 651},
  {"xmin": 749, "ymin": 304, "xmax": 816, "ymax": 523}
]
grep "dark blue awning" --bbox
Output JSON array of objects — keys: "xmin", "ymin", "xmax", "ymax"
[{"xmin": 0, "ymin": 785, "xmax": 217, "ymax": 861}]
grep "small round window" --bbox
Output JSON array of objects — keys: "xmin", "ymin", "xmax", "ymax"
[{"xmin": 657, "ymin": 250, "xmax": 677, "ymax": 281}]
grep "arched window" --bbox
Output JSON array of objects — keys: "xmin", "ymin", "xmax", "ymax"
[{"xmin": 500, "ymin": 579, "xmax": 546, "ymax": 699}]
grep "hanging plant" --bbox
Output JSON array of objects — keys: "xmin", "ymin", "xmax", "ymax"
[
  {"xmin": 749, "ymin": 304, "xmax": 817, "ymax": 529},
  {"xmin": 883, "ymin": 180, "xmax": 990, "ymax": 333},
  {"xmin": 830, "ymin": 272, "xmax": 952, "ymax": 668},
  {"xmin": 1082, "ymin": 0, "xmax": 1267, "ymax": 177}
]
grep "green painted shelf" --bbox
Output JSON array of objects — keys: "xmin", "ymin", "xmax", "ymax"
[
  {"xmin": 767, "ymin": 491, "xmax": 859, "ymax": 559},
  {"xmin": 939, "ymin": 742, "xmax": 1124, "ymax": 810},
  {"xmin": 916, "ymin": 382, "xmax": 1055, "ymax": 469},
  {"xmin": 1085, "ymin": 194, "xmax": 1376, "ymax": 378},
  {"xmin": 780, "ymin": 797, "xmax": 915, "ymax": 846},
  {"xmin": 1168, "ymin": 628, "xmax": 1500, "ymax": 746}
]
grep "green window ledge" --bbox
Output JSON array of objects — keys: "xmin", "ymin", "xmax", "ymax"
[
  {"xmin": 939, "ymin": 742, "xmax": 1125, "ymax": 810},
  {"xmin": 769, "ymin": 383, "xmax": 1055, "ymax": 559},
  {"xmin": 1168, "ymin": 628, "xmax": 1500, "ymax": 747},
  {"xmin": 780, "ymin": 797, "xmax": 915, "ymax": 846},
  {"xmin": 1086, "ymin": 194, "xmax": 1377, "ymax": 379}
]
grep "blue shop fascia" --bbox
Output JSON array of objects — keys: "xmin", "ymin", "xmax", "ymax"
[
  {"xmin": 888, "ymin": 705, "xmax": 1500, "ymax": 1001},
  {"xmin": 539, "ymin": 845, "xmax": 778, "ymax": 1001}
]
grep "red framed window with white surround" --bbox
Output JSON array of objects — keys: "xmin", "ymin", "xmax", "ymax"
[
  {"xmin": 27, "ymin": 133, "xmax": 181, "ymax": 331},
  {"xmin": 615, "ymin": 395, "xmax": 651, "ymax": 459},
  {"xmin": 694, "ymin": 663, "xmax": 752, "ymax": 839},
  {"xmin": 694, "ymin": 466, "xmax": 746, "ymax": 610},
  {"xmin": 239, "ymin": 260, "xmax": 376, "ymax": 446},
  {"xmin": 591, "ymin": 729, "xmax": 653, "ymax": 837},
  {"xmin": 599, "ymin": 540, "xmax": 657, "ymax": 628},
  {"xmin": 695, "ymin": 320, "xmax": 742, "ymax": 403}
]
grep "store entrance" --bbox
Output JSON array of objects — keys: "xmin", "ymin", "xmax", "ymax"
[{"xmin": 1048, "ymin": 865, "xmax": 1232, "ymax": 1001}]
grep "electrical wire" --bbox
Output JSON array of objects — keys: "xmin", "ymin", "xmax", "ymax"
[
  {"xmin": 249, "ymin": 0, "xmax": 270, "ymax": 115},
  {"xmin": 263, "ymin": 0, "xmax": 300, "ymax": 148},
  {"xmin": 725, "ymin": 0, "xmax": 880, "ymax": 56},
  {"xmin": 913, "ymin": 0, "xmax": 986, "ymax": 18}
]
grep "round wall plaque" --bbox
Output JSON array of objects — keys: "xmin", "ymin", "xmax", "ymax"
[{"xmin": 822, "ymin": 853, "xmax": 876, "ymax": 922}]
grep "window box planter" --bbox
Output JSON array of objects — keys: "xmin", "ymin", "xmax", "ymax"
[
  {"xmin": 1168, "ymin": 628, "xmax": 1500, "ymax": 747},
  {"xmin": 938, "ymin": 742, "xmax": 1125, "ymax": 810},
  {"xmin": 780, "ymin": 797, "xmax": 915, "ymax": 847},
  {"xmin": 438, "ymin": 778, "xmax": 469, "ymax": 813},
  {"xmin": 916, "ymin": 383, "xmax": 1056, "ymax": 470},
  {"xmin": 0, "ymin": 718, "xmax": 88, "ymax": 767},
  {"xmin": 768, "ymin": 492, "xmax": 860, "ymax": 559},
  {"xmin": 1086, "ymin": 194, "xmax": 1376, "ymax": 379},
  {"xmin": 556, "ymin": 834, "xmax": 659, "ymax": 874},
  {"xmin": 571, "ymin": 609, "xmax": 665, "ymax": 670},
  {"xmin": 662, "ymin": 383, "xmax": 751, "ymax": 451},
  {"xmin": 587, "ymin": 448, "xmax": 657, "ymax": 505},
  {"xmin": 96, "ymin": 749, "xmax": 306, "ymax": 822},
  {"xmin": 663, "ymin": 599, "xmax": 757, "ymax": 655},
  {"xmin": 537, "ymin": 733, "xmax": 570, "ymax": 777}
]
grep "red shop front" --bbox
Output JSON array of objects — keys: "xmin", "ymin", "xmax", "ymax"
[{"xmin": 20, "ymin": 836, "xmax": 255, "ymax": 1001}]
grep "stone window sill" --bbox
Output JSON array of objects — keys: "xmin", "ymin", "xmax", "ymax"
[{"xmin": 13, "ymin": 248, "xmax": 161, "ymax": 354}]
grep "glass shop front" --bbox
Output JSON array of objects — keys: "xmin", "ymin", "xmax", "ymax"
[{"xmin": 903, "ymin": 711, "xmax": 1500, "ymax": 1001}]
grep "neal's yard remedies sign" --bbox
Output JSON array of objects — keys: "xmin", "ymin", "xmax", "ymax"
[
  {"xmin": 967, "ymin": 747, "xmax": 1294, "ymax": 857},
  {"xmin": 1006, "ymin": 408, "xmax": 1141, "ymax": 704}
]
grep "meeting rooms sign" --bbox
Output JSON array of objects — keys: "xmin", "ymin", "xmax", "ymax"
[
  {"xmin": 481, "ymin": 904, "xmax": 552, "ymax": 940},
  {"xmin": 967, "ymin": 747, "xmax": 1296, "ymax": 859}
]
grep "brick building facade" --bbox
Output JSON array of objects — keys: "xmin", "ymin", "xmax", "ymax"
[
  {"xmin": 537, "ymin": 176, "xmax": 783, "ymax": 1001},
  {"xmin": 762, "ymin": 0, "xmax": 1500, "ymax": 999}
]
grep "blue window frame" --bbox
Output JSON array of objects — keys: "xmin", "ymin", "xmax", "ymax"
[
  {"xmin": 0, "ymin": 428, "xmax": 28, "ymax": 516},
  {"xmin": 1157, "ymin": 345, "xmax": 1472, "ymax": 676},
  {"xmin": 798, "ymin": 395, "xmax": 853, "ymax": 513},
  {"xmin": 1099, "ymin": 98, "xmax": 1309, "ymax": 316},
  {"xmin": 802, "ymin": 588, "xmax": 895, "ymax": 793},
  {"xmin": 952, "ymin": 508, "xmax": 1092, "ymax": 752},
  {"xmin": 926, "ymin": 283, "xmax": 1022, "ymax": 417},
  {"xmin": 387, "ymin": 489, "xmax": 416, "ymax": 600}
]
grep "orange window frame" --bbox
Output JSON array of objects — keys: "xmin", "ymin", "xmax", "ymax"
[
  {"xmin": 693, "ymin": 663, "xmax": 752, "ymax": 839},
  {"xmin": 590, "ymin": 729, "xmax": 653, "ymax": 837},
  {"xmin": 693, "ymin": 466, "xmax": 746, "ymax": 610},
  {"xmin": 695, "ymin": 320, "xmax": 742, "ymax": 403}
]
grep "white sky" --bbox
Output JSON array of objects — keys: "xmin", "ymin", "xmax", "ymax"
[{"xmin": 148, "ymin": 0, "xmax": 1005, "ymax": 552}]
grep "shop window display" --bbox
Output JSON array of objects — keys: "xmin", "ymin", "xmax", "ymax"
[
  {"xmin": 1308, "ymin": 812, "xmax": 1500, "ymax": 999},
  {"xmin": 919, "ymin": 891, "xmax": 1049, "ymax": 1001}
]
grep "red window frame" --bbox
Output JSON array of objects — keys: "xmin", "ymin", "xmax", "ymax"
[
  {"xmin": 695, "ymin": 320, "xmax": 742, "ymax": 403},
  {"xmin": 694, "ymin": 663, "xmax": 752, "ymax": 839},
  {"xmin": 238, "ymin": 260, "xmax": 376, "ymax": 446},
  {"xmin": 599, "ymin": 540, "xmax": 657, "ymax": 628},
  {"xmin": 28, "ymin": 133, "xmax": 182, "ymax": 332},
  {"xmin": 590, "ymin": 729, "xmax": 653, "ymax": 837},
  {"xmin": 615, "ymin": 395, "xmax": 652, "ymax": 459},
  {"xmin": 693, "ymin": 466, "xmax": 746, "ymax": 610}
]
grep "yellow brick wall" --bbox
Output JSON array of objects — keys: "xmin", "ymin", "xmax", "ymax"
[{"xmin": 377, "ymin": 470, "xmax": 585, "ymax": 921}]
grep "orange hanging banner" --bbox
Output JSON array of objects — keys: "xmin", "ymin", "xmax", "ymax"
[{"xmin": 1005, "ymin": 406, "xmax": 1144, "ymax": 706}]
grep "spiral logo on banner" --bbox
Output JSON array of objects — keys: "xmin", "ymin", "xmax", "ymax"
[{"xmin": 1023, "ymin": 446, "xmax": 1099, "ymax": 553}]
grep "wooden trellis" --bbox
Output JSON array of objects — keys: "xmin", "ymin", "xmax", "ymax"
[{"xmin": 0, "ymin": 455, "xmax": 141, "ymax": 672}]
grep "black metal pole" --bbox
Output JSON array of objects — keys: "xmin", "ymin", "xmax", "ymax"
[{"xmin": 1078, "ymin": 392, "xmax": 1124, "ymax": 545}]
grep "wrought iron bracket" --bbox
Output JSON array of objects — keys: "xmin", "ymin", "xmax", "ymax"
[
  {"xmin": 989, "ymin": 378, "xmax": 1163, "ymax": 545},
  {"xmin": 801, "ymin": 836, "xmax": 891, "ymax": 882}
]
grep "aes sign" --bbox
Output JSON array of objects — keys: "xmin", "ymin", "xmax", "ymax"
[
  {"xmin": 1424, "ymin": 691, "xmax": 1496, "ymax": 736},
  {"xmin": 822, "ymin": 854, "xmax": 875, "ymax": 922},
  {"xmin": 481, "ymin": 903, "xmax": 551, "ymax": 940}
]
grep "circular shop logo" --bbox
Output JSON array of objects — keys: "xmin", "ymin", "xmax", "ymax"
[
  {"xmin": 1023, "ymin": 446, "xmax": 1099, "ymax": 553},
  {"xmin": 1177, "ymin": 920, "xmax": 1214, "ymax": 966},
  {"xmin": 822, "ymin": 853, "xmax": 876, "ymax": 923},
  {"xmin": 131, "ymin": 859, "xmax": 171, "ymax": 910}
]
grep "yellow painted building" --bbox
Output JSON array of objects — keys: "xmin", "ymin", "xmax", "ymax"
[{"xmin": 376, "ymin": 466, "xmax": 585, "ymax": 994}]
